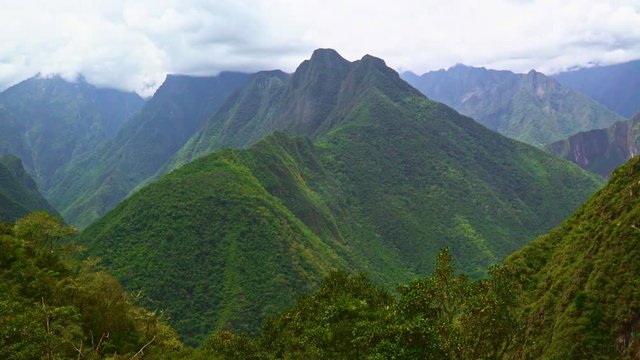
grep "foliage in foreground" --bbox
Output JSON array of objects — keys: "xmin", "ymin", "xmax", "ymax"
[
  {"xmin": 202, "ymin": 249, "xmax": 523, "ymax": 360},
  {"xmin": 0, "ymin": 212, "xmax": 187, "ymax": 359},
  {"xmin": 200, "ymin": 154, "xmax": 640, "ymax": 359},
  {"xmin": 505, "ymin": 156, "xmax": 640, "ymax": 359}
]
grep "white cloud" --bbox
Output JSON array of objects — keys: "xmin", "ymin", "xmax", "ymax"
[{"xmin": 0, "ymin": 0, "xmax": 639, "ymax": 95}]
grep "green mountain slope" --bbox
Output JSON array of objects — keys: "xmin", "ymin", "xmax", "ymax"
[
  {"xmin": 0, "ymin": 75, "xmax": 143, "ymax": 191},
  {"xmin": 200, "ymin": 159, "xmax": 640, "ymax": 360},
  {"xmin": 80, "ymin": 134, "xmax": 357, "ymax": 346},
  {"xmin": 506, "ymin": 156, "xmax": 640, "ymax": 358},
  {"xmin": 554, "ymin": 59, "xmax": 640, "ymax": 117},
  {"xmin": 0, "ymin": 155, "xmax": 57, "ymax": 221},
  {"xmin": 402, "ymin": 65, "xmax": 623, "ymax": 146},
  {"xmin": 163, "ymin": 50, "xmax": 419, "ymax": 172},
  {"xmin": 162, "ymin": 49, "xmax": 356, "ymax": 171},
  {"xmin": 547, "ymin": 113, "xmax": 640, "ymax": 178},
  {"xmin": 48, "ymin": 72, "xmax": 251, "ymax": 228},
  {"xmin": 80, "ymin": 49, "xmax": 602, "ymax": 345}
]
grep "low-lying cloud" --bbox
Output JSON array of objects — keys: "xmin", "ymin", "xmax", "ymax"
[{"xmin": 1, "ymin": 0, "xmax": 639, "ymax": 96}]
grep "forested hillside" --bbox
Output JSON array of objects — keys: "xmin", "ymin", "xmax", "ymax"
[
  {"xmin": 198, "ymin": 156, "xmax": 640, "ymax": 359},
  {"xmin": 505, "ymin": 155, "xmax": 640, "ymax": 358},
  {"xmin": 48, "ymin": 72, "xmax": 251, "ymax": 227},
  {"xmin": 79, "ymin": 50, "xmax": 602, "ymax": 345},
  {"xmin": 0, "ymin": 213, "xmax": 190, "ymax": 359}
]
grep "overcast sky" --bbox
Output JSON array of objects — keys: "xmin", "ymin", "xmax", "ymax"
[{"xmin": 1, "ymin": 0, "xmax": 639, "ymax": 96}]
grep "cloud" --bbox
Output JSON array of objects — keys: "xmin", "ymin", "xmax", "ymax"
[{"xmin": 0, "ymin": 0, "xmax": 639, "ymax": 95}]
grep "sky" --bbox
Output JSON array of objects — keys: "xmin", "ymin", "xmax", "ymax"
[{"xmin": 1, "ymin": 0, "xmax": 639, "ymax": 96}]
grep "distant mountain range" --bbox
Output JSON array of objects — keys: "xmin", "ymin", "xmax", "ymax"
[
  {"xmin": 554, "ymin": 59, "xmax": 640, "ymax": 117},
  {"xmin": 1, "ymin": 60, "xmax": 633, "ymax": 228},
  {"xmin": 0, "ymin": 155, "xmax": 56, "ymax": 222},
  {"xmin": 536, "ymin": 59, "xmax": 640, "ymax": 178},
  {"xmin": 0, "ymin": 47, "xmax": 636, "ymax": 357},
  {"xmin": 402, "ymin": 65, "xmax": 623, "ymax": 146},
  {"xmin": 78, "ymin": 49, "xmax": 602, "ymax": 344},
  {"xmin": 47, "ymin": 72, "xmax": 252, "ymax": 228},
  {"xmin": 0, "ymin": 75, "xmax": 144, "ymax": 191}
]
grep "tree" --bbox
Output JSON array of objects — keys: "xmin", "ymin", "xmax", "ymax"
[{"xmin": 14, "ymin": 211, "xmax": 75, "ymax": 253}]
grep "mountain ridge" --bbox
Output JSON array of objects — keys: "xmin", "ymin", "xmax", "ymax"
[
  {"xmin": 162, "ymin": 49, "xmax": 420, "ymax": 173},
  {"xmin": 554, "ymin": 59, "xmax": 640, "ymax": 117},
  {"xmin": 402, "ymin": 64, "xmax": 624, "ymax": 146},
  {"xmin": 48, "ymin": 72, "xmax": 252, "ymax": 227},
  {"xmin": 79, "ymin": 49, "xmax": 603, "ymax": 345},
  {"xmin": 0, "ymin": 75, "xmax": 144, "ymax": 191}
]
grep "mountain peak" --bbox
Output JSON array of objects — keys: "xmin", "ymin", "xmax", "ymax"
[
  {"xmin": 360, "ymin": 54, "xmax": 387, "ymax": 68},
  {"xmin": 527, "ymin": 69, "xmax": 541, "ymax": 76},
  {"xmin": 293, "ymin": 48, "xmax": 351, "ymax": 78},
  {"xmin": 450, "ymin": 63, "xmax": 474, "ymax": 70},
  {"xmin": 402, "ymin": 62, "xmax": 623, "ymax": 145},
  {"xmin": 309, "ymin": 48, "xmax": 348, "ymax": 65}
]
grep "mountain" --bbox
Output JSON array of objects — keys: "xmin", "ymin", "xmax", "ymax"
[
  {"xmin": 80, "ymin": 134, "xmax": 357, "ymax": 345},
  {"xmin": 0, "ymin": 75, "xmax": 144, "ymax": 190},
  {"xmin": 48, "ymin": 72, "xmax": 252, "ymax": 228},
  {"xmin": 0, "ymin": 155, "xmax": 57, "ymax": 221},
  {"xmin": 546, "ymin": 113, "xmax": 640, "ymax": 178},
  {"xmin": 79, "ymin": 49, "xmax": 602, "ymax": 345},
  {"xmin": 506, "ymin": 155, "xmax": 640, "ymax": 358},
  {"xmin": 201, "ymin": 158, "xmax": 640, "ymax": 360},
  {"xmin": 554, "ymin": 60, "xmax": 640, "ymax": 117},
  {"xmin": 402, "ymin": 65, "xmax": 623, "ymax": 146},
  {"xmin": 163, "ymin": 49, "xmax": 361, "ymax": 171},
  {"xmin": 164, "ymin": 49, "xmax": 425, "ymax": 171}
]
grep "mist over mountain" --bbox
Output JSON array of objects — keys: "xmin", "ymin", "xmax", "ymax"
[
  {"xmin": 0, "ymin": 75, "xmax": 143, "ymax": 191},
  {"xmin": 1, "ymin": 3, "xmax": 638, "ymax": 354},
  {"xmin": 47, "ymin": 72, "xmax": 252, "ymax": 228}
]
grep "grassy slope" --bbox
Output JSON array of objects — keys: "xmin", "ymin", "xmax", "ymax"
[{"xmin": 507, "ymin": 156, "xmax": 640, "ymax": 358}]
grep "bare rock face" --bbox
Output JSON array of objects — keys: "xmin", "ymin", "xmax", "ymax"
[{"xmin": 547, "ymin": 113, "xmax": 640, "ymax": 178}]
